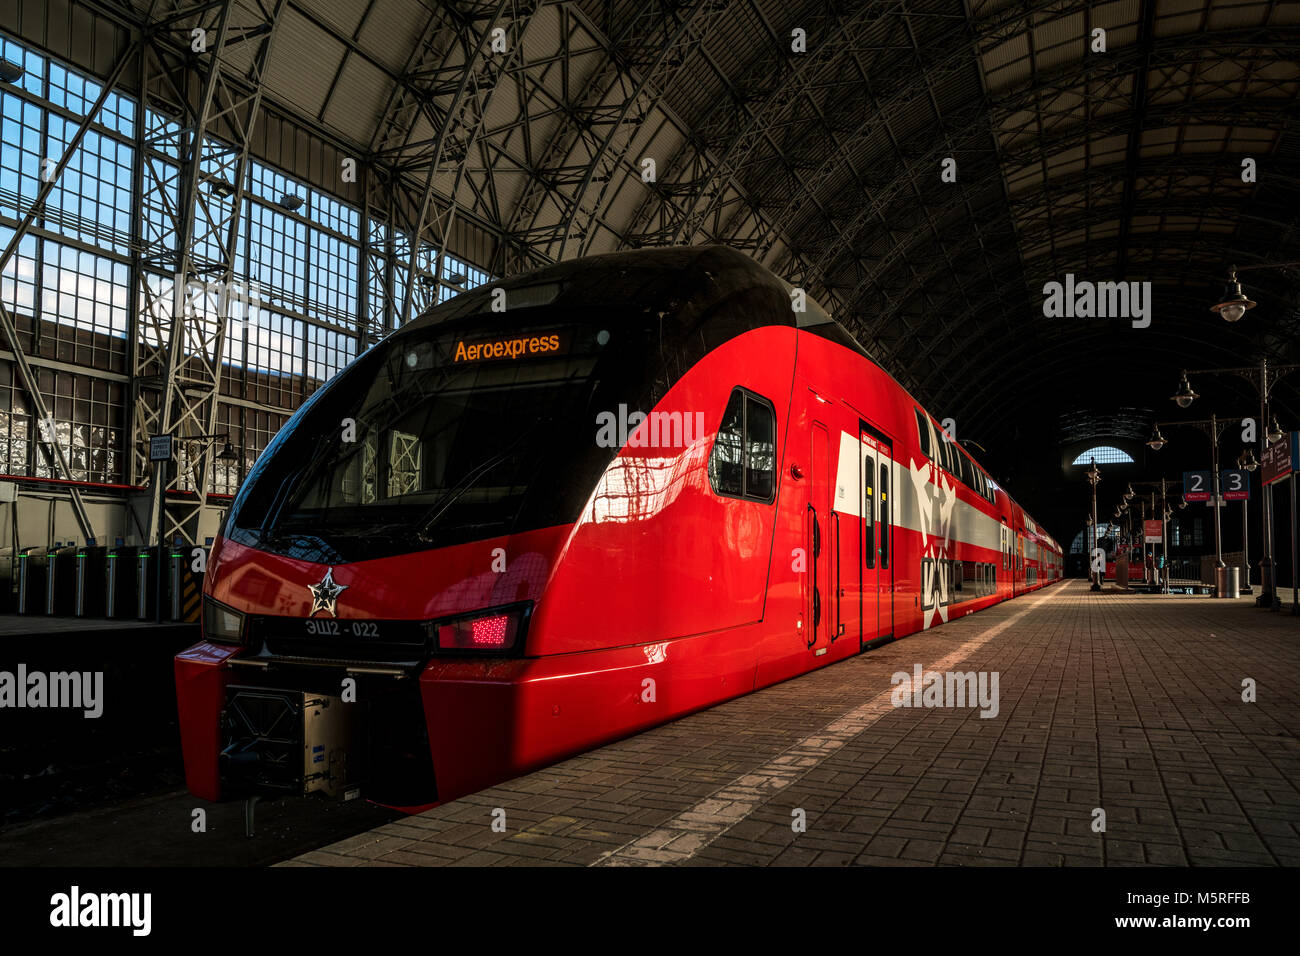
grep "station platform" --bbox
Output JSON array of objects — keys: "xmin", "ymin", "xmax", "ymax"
[
  {"xmin": 0, "ymin": 615, "xmax": 195, "ymax": 638},
  {"xmin": 285, "ymin": 580, "xmax": 1300, "ymax": 867}
]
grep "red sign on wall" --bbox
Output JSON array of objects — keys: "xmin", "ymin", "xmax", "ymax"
[{"xmin": 1261, "ymin": 433, "xmax": 1297, "ymax": 487}]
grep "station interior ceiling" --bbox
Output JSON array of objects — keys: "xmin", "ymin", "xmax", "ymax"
[{"xmin": 0, "ymin": 0, "xmax": 1298, "ymax": 545}]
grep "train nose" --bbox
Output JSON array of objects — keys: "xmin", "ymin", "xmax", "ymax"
[{"xmin": 215, "ymin": 536, "xmax": 554, "ymax": 624}]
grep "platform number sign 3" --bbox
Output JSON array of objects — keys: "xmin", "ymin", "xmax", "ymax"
[{"xmin": 1221, "ymin": 469, "xmax": 1250, "ymax": 501}]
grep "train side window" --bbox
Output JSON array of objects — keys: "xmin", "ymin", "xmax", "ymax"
[
  {"xmin": 745, "ymin": 398, "xmax": 776, "ymax": 500},
  {"xmin": 708, "ymin": 391, "xmax": 745, "ymax": 496},
  {"xmin": 915, "ymin": 409, "xmax": 932, "ymax": 459},
  {"xmin": 863, "ymin": 452, "xmax": 875, "ymax": 569},
  {"xmin": 708, "ymin": 388, "xmax": 776, "ymax": 503},
  {"xmin": 879, "ymin": 465, "xmax": 890, "ymax": 568}
]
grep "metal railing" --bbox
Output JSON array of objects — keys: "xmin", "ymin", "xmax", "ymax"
[
  {"xmin": 1197, "ymin": 551, "xmax": 1250, "ymax": 586},
  {"xmin": 1166, "ymin": 558, "xmax": 1202, "ymax": 583}
]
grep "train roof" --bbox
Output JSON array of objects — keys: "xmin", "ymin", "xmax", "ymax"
[
  {"xmin": 405, "ymin": 245, "xmax": 874, "ymax": 360},
  {"xmin": 403, "ymin": 245, "xmax": 1055, "ymax": 545}
]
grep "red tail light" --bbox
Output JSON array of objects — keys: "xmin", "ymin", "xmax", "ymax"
[{"xmin": 436, "ymin": 606, "xmax": 527, "ymax": 653}]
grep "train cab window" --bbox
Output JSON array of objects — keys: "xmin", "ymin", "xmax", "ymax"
[
  {"xmin": 708, "ymin": 388, "xmax": 777, "ymax": 503},
  {"xmin": 387, "ymin": 430, "xmax": 423, "ymax": 497}
]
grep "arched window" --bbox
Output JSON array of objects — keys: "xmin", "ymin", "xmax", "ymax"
[{"xmin": 1072, "ymin": 445, "xmax": 1134, "ymax": 465}]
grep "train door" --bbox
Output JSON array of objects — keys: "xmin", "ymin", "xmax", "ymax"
[
  {"xmin": 877, "ymin": 442, "xmax": 894, "ymax": 639},
  {"xmin": 1017, "ymin": 534, "xmax": 1025, "ymax": 595},
  {"xmin": 999, "ymin": 520, "xmax": 1010, "ymax": 598},
  {"xmin": 861, "ymin": 442, "xmax": 877, "ymax": 647},
  {"xmin": 807, "ymin": 421, "xmax": 833, "ymax": 655},
  {"xmin": 860, "ymin": 430, "xmax": 894, "ymax": 646}
]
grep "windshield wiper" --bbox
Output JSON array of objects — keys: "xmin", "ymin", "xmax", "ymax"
[{"xmin": 415, "ymin": 431, "xmax": 532, "ymax": 536}]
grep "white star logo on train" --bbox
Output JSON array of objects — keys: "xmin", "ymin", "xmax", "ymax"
[
  {"xmin": 911, "ymin": 458, "xmax": 958, "ymax": 630},
  {"xmin": 908, "ymin": 458, "xmax": 932, "ymax": 546},
  {"xmin": 936, "ymin": 471, "xmax": 957, "ymax": 534},
  {"xmin": 307, "ymin": 568, "xmax": 348, "ymax": 618}
]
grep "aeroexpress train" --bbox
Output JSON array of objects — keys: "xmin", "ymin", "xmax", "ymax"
[{"xmin": 175, "ymin": 246, "xmax": 1063, "ymax": 810}]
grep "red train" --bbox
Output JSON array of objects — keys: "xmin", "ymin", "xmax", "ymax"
[{"xmin": 175, "ymin": 246, "xmax": 1063, "ymax": 810}]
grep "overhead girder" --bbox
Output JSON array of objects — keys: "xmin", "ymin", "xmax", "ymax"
[
  {"xmin": 558, "ymin": 1, "xmax": 732, "ymax": 261},
  {"xmin": 76, "ymin": 0, "xmax": 457, "ymax": 161},
  {"xmin": 616, "ymin": 0, "xmax": 949, "ymax": 301},
  {"xmin": 361, "ymin": 0, "xmax": 465, "ymax": 335},
  {"xmin": 881, "ymin": 290, "xmax": 1292, "ymax": 440},
  {"xmin": 829, "ymin": 227, "xmax": 1283, "ymax": 409},
  {"xmin": 495, "ymin": 0, "xmax": 730, "ymax": 274},
  {"xmin": 831, "ymin": 141, "xmax": 1300, "ymax": 340},
  {"xmin": 848, "ymin": 191, "xmax": 1300, "ymax": 364},
  {"xmin": 645, "ymin": 1, "xmax": 901, "ymax": 240},
  {"xmin": 632, "ymin": 10, "xmax": 1294, "ymax": 321},
  {"xmin": 636, "ymin": 0, "xmax": 1083, "ymax": 249},
  {"xmin": 897, "ymin": 233, "xmax": 1300, "ymax": 409},
  {"xmin": 130, "ymin": 0, "xmax": 289, "ymax": 546},
  {"xmin": 1114, "ymin": 0, "xmax": 1158, "ymax": 278},
  {"xmin": 529, "ymin": 2, "xmax": 869, "ymax": 314},
  {"xmin": 738, "ymin": 6, "xmax": 988, "ymax": 291},
  {"xmin": 786, "ymin": 88, "xmax": 1299, "ymax": 297},
  {"xmin": 1056, "ymin": 408, "xmax": 1159, "ymax": 445},
  {"xmin": 757, "ymin": 33, "xmax": 1300, "ymax": 310},
  {"xmin": 397, "ymin": 0, "xmax": 543, "ymax": 323}
]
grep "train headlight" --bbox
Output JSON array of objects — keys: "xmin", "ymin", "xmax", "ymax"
[
  {"xmin": 435, "ymin": 603, "xmax": 530, "ymax": 654},
  {"xmin": 203, "ymin": 596, "xmax": 245, "ymax": 645}
]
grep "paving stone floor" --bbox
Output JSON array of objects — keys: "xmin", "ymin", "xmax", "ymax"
[{"xmin": 286, "ymin": 580, "xmax": 1300, "ymax": 867}]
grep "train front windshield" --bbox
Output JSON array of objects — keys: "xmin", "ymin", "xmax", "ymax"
[{"xmin": 227, "ymin": 313, "xmax": 634, "ymax": 561}]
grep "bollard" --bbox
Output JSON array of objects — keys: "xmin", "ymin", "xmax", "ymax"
[
  {"xmin": 75, "ymin": 546, "xmax": 108, "ymax": 617},
  {"xmin": 46, "ymin": 544, "xmax": 79, "ymax": 615},
  {"xmin": 16, "ymin": 546, "xmax": 48, "ymax": 614},
  {"xmin": 1214, "ymin": 565, "xmax": 1241, "ymax": 599},
  {"xmin": 105, "ymin": 542, "xmax": 136, "ymax": 618}
]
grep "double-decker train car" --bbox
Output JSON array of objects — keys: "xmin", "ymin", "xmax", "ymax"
[{"xmin": 175, "ymin": 245, "xmax": 1063, "ymax": 810}]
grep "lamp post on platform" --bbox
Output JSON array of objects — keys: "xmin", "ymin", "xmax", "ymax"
[
  {"xmin": 1148, "ymin": 414, "xmax": 1236, "ymax": 573},
  {"xmin": 1128, "ymin": 479, "xmax": 1175, "ymax": 594},
  {"xmin": 1237, "ymin": 449, "xmax": 1258, "ymax": 594},
  {"xmin": 1176, "ymin": 350, "xmax": 1299, "ymax": 609},
  {"xmin": 1086, "ymin": 457, "xmax": 1102, "ymax": 591}
]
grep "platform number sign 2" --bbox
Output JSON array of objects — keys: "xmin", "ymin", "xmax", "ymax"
[{"xmin": 1183, "ymin": 470, "xmax": 1212, "ymax": 502}]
